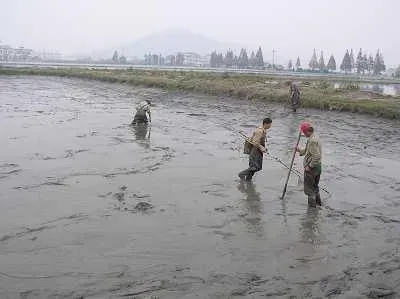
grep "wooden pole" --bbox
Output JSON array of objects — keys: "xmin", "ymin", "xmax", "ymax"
[{"xmin": 281, "ymin": 130, "xmax": 302, "ymax": 200}]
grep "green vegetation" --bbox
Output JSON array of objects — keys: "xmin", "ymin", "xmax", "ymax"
[{"xmin": 1, "ymin": 67, "xmax": 399, "ymax": 119}]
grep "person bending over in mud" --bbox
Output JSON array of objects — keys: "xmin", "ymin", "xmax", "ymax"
[
  {"xmin": 132, "ymin": 99, "xmax": 151, "ymax": 124},
  {"xmin": 296, "ymin": 122, "xmax": 322, "ymax": 207},
  {"xmin": 238, "ymin": 118, "xmax": 272, "ymax": 181},
  {"xmin": 289, "ymin": 82, "xmax": 301, "ymax": 112}
]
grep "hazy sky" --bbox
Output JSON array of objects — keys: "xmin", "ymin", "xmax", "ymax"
[{"xmin": 2, "ymin": 0, "xmax": 399, "ymax": 66}]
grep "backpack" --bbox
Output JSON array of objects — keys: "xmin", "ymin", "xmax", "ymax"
[{"xmin": 243, "ymin": 140, "xmax": 253, "ymax": 155}]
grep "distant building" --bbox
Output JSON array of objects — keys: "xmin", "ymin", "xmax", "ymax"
[
  {"xmin": 0, "ymin": 45, "xmax": 33, "ymax": 62},
  {"xmin": 0, "ymin": 45, "xmax": 13, "ymax": 61},
  {"xmin": 181, "ymin": 52, "xmax": 209, "ymax": 67},
  {"xmin": 13, "ymin": 47, "xmax": 33, "ymax": 61},
  {"xmin": 165, "ymin": 55, "xmax": 176, "ymax": 65},
  {"xmin": 35, "ymin": 50, "xmax": 63, "ymax": 61}
]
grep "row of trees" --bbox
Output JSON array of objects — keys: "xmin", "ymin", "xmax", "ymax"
[
  {"xmin": 395, "ymin": 66, "xmax": 400, "ymax": 78},
  {"xmin": 112, "ymin": 50, "xmax": 127, "ymax": 64},
  {"xmin": 339, "ymin": 49, "xmax": 385, "ymax": 75},
  {"xmin": 289, "ymin": 49, "xmax": 386, "ymax": 75},
  {"xmin": 210, "ymin": 47, "xmax": 265, "ymax": 69},
  {"xmin": 112, "ymin": 47, "xmax": 389, "ymax": 76}
]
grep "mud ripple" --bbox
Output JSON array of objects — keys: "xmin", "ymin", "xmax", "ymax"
[
  {"xmin": 0, "ymin": 225, "xmax": 55, "ymax": 243},
  {"xmin": 13, "ymin": 177, "xmax": 67, "ymax": 190},
  {"xmin": 0, "ymin": 163, "xmax": 22, "ymax": 179}
]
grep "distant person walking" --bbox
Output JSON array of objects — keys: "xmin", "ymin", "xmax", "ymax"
[
  {"xmin": 296, "ymin": 122, "xmax": 322, "ymax": 207},
  {"xmin": 289, "ymin": 82, "xmax": 301, "ymax": 112},
  {"xmin": 132, "ymin": 99, "xmax": 151, "ymax": 124},
  {"xmin": 238, "ymin": 118, "xmax": 272, "ymax": 181}
]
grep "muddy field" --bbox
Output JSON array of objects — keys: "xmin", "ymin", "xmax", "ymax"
[{"xmin": 0, "ymin": 76, "xmax": 399, "ymax": 299}]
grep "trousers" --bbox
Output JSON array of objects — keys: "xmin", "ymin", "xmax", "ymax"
[
  {"xmin": 304, "ymin": 169, "xmax": 321, "ymax": 207},
  {"xmin": 132, "ymin": 113, "xmax": 148, "ymax": 124},
  {"xmin": 239, "ymin": 148, "xmax": 263, "ymax": 181}
]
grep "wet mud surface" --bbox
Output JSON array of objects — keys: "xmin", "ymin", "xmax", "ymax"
[{"xmin": 0, "ymin": 76, "xmax": 400, "ymax": 298}]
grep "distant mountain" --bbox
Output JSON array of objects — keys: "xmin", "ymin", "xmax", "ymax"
[{"xmin": 90, "ymin": 28, "xmax": 244, "ymax": 60}]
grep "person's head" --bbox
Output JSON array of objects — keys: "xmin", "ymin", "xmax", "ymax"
[
  {"xmin": 262, "ymin": 117, "xmax": 272, "ymax": 130},
  {"xmin": 145, "ymin": 99, "xmax": 151, "ymax": 106},
  {"xmin": 300, "ymin": 121, "xmax": 314, "ymax": 137}
]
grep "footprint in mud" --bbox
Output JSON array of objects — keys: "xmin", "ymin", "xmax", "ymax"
[
  {"xmin": 214, "ymin": 205, "xmax": 235, "ymax": 213},
  {"xmin": 98, "ymin": 192, "xmax": 113, "ymax": 198},
  {"xmin": 212, "ymin": 230, "xmax": 235, "ymax": 239},
  {"xmin": 130, "ymin": 193, "xmax": 151, "ymax": 199},
  {"xmin": 134, "ymin": 202, "xmax": 154, "ymax": 212},
  {"xmin": 64, "ymin": 149, "xmax": 89, "ymax": 158},
  {"xmin": 106, "ymin": 185, "xmax": 154, "ymax": 213},
  {"xmin": 113, "ymin": 192, "xmax": 125, "ymax": 202},
  {"xmin": 32, "ymin": 153, "xmax": 56, "ymax": 160}
]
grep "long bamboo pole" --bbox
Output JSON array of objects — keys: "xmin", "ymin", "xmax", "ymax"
[{"xmin": 281, "ymin": 130, "xmax": 302, "ymax": 200}]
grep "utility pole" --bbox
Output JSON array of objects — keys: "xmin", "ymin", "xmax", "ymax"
[{"xmin": 272, "ymin": 49, "xmax": 276, "ymax": 70}]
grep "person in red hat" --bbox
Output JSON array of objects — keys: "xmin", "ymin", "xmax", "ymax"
[{"xmin": 296, "ymin": 121, "xmax": 322, "ymax": 207}]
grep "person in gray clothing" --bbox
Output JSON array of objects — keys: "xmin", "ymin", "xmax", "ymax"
[
  {"xmin": 238, "ymin": 118, "xmax": 272, "ymax": 181},
  {"xmin": 132, "ymin": 100, "xmax": 151, "ymax": 124},
  {"xmin": 289, "ymin": 83, "xmax": 301, "ymax": 112},
  {"xmin": 296, "ymin": 122, "xmax": 322, "ymax": 207}
]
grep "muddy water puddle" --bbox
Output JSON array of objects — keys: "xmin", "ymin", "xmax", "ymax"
[{"xmin": 0, "ymin": 76, "xmax": 400, "ymax": 298}]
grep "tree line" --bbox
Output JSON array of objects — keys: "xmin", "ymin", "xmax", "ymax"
[
  {"xmin": 288, "ymin": 48, "xmax": 386, "ymax": 75},
  {"xmin": 111, "ymin": 46, "xmax": 390, "ymax": 77},
  {"xmin": 111, "ymin": 50, "xmax": 127, "ymax": 64},
  {"xmin": 209, "ymin": 47, "xmax": 265, "ymax": 69}
]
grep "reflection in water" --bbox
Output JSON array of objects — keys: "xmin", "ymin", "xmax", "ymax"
[
  {"xmin": 334, "ymin": 82, "xmax": 400, "ymax": 96},
  {"xmin": 299, "ymin": 207, "xmax": 321, "ymax": 248},
  {"xmin": 237, "ymin": 181, "xmax": 264, "ymax": 236},
  {"xmin": 286, "ymin": 113, "xmax": 302, "ymax": 157},
  {"xmin": 292, "ymin": 207, "xmax": 322, "ymax": 269},
  {"xmin": 130, "ymin": 123, "xmax": 151, "ymax": 148},
  {"xmin": 280, "ymin": 198, "xmax": 289, "ymax": 228}
]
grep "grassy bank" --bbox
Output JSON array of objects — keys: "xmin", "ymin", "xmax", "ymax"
[{"xmin": 1, "ymin": 67, "xmax": 400, "ymax": 119}]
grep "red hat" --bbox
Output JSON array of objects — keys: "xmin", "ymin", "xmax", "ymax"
[{"xmin": 300, "ymin": 121, "xmax": 312, "ymax": 134}]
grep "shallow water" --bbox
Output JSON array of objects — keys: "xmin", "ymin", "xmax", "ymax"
[
  {"xmin": 0, "ymin": 76, "xmax": 400, "ymax": 298},
  {"xmin": 334, "ymin": 82, "xmax": 400, "ymax": 96}
]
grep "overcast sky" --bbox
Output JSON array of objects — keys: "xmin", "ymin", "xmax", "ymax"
[{"xmin": 2, "ymin": 0, "xmax": 399, "ymax": 67}]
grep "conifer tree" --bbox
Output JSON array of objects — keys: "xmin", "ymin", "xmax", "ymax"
[
  {"xmin": 340, "ymin": 50, "xmax": 352, "ymax": 74},
  {"xmin": 309, "ymin": 49, "xmax": 319, "ymax": 70},
  {"xmin": 318, "ymin": 51, "xmax": 325, "ymax": 71},
  {"xmin": 327, "ymin": 54, "xmax": 336, "ymax": 72}
]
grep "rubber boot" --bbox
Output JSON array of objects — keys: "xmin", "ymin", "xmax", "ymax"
[
  {"xmin": 244, "ymin": 169, "xmax": 255, "ymax": 181},
  {"xmin": 308, "ymin": 195, "xmax": 316, "ymax": 208},
  {"xmin": 238, "ymin": 170, "xmax": 247, "ymax": 181},
  {"xmin": 245, "ymin": 175, "xmax": 253, "ymax": 181},
  {"xmin": 316, "ymin": 193, "xmax": 322, "ymax": 206}
]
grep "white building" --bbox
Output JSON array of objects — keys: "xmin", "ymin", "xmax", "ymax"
[
  {"xmin": 13, "ymin": 47, "xmax": 33, "ymax": 61},
  {"xmin": 0, "ymin": 45, "xmax": 33, "ymax": 61},
  {"xmin": 182, "ymin": 52, "xmax": 209, "ymax": 67},
  {"xmin": 0, "ymin": 45, "xmax": 13, "ymax": 61}
]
